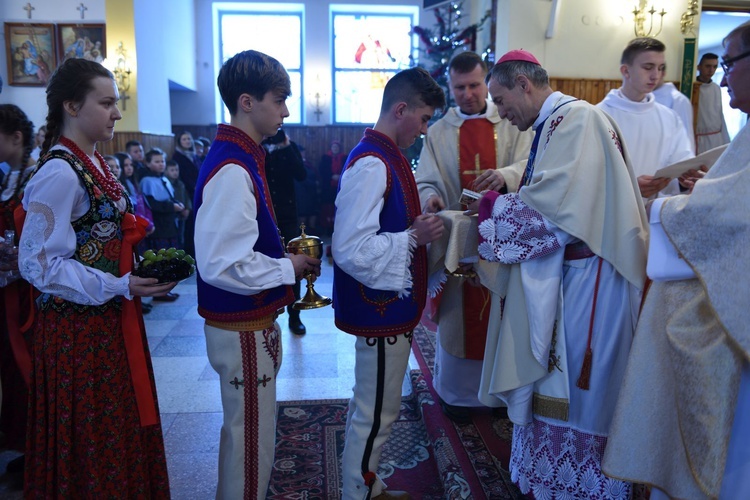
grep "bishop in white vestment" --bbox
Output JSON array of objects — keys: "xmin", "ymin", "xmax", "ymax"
[{"xmin": 478, "ymin": 50, "xmax": 648, "ymax": 499}]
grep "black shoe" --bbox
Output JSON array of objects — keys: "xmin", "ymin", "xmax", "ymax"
[
  {"xmin": 153, "ymin": 292, "xmax": 179, "ymax": 302},
  {"xmin": 438, "ymin": 397, "xmax": 471, "ymax": 424},
  {"xmin": 6, "ymin": 455, "xmax": 24, "ymax": 473},
  {"xmin": 289, "ymin": 315, "xmax": 306, "ymax": 335},
  {"xmin": 141, "ymin": 302, "xmax": 153, "ymax": 314}
]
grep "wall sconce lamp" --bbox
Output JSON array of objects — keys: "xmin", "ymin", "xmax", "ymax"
[
  {"xmin": 633, "ymin": 0, "xmax": 667, "ymax": 38},
  {"xmin": 309, "ymin": 74, "xmax": 328, "ymax": 123},
  {"xmin": 113, "ymin": 42, "xmax": 132, "ymax": 110},
  {"xmin": 680, "ymin": 0, "xmax": 699, "ymax": 36}
]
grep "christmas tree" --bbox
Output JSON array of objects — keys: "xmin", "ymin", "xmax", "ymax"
[{"xmin": 412, "ymin": 1, "xmax": 491, "ymax": 110}]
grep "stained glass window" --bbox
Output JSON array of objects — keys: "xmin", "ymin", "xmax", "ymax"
[
  {"xmin": 332, "ymin": 7, "xmax": 419, "ymax": 124},
  {"xmin": 215, "ymin": 4, "xmax": 303, "ymax": 124}
]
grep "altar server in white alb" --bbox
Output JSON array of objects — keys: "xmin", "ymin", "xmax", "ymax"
[
  {"xmin": 475, "ymin": 49, "xmax": 648, "ymax": 499},
  {"xmin": 603, "ymin": 21, "xmax": 750, "ymax": 500},
  {"xmin": 415, "ymin": 51, "xmax": 532, "ymax": 423},
  {"xmin": 598, "ymin": 38, "xmax": 695, "ymax": 198},
  {"xmin": 695, "ymin": 52, "xmax": 731, "ymax": 154},
  {"xmin": 653, "ymin": 64, "xmax": 695, "ymax": 154}
]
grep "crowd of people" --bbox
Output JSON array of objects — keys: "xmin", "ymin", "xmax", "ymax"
[{"xmin": 0, "ymin": 18, "xmax": 748, "ymax": 500}]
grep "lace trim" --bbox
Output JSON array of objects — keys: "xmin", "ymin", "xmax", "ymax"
[
  {"xmin": 510, "ymin": 420, "xmax": 632, "ymax": 499},
  {"xmin": 478, "ymin": 194, "xmax": 561, "ymax": 264}
]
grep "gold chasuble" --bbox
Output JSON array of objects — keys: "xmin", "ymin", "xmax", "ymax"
[{"xmin": 456, "ymin": 119, "xmax": 496, "ymax": 359}]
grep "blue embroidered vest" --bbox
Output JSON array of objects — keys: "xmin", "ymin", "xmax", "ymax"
[
  {"xmin": 194, "ymin": 125, "xmax": 293, "ymax": 322},
  {"xmin": 333, "ymin": 128, "xmax": 427, "ymax": 336}
]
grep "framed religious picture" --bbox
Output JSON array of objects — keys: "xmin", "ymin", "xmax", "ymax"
[
  {"xmin": 4, "ymin": 23, "xmax": 57, "ymax": 87},
  {"xmin": 57, "ymin": 23, "xmax": 106, "ymax": 63}
]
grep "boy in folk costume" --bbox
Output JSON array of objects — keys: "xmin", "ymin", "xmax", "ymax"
[
  {"xmin": 193, "ymin": 50, "xmax": 320, "ymax": 499},
  {"xmin": 332, "ymin": 67, "xmax": 445, "ymax": 500}
]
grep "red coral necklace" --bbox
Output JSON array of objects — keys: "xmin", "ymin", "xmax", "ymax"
[{"xmin": 59, "ymin": 136, "xmax": 123, "ymax": 200}]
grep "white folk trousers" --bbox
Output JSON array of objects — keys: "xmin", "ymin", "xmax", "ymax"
[
  {"xmin": 204, "ymin": 322, "xmax": 282, "ymax": 500},
  {"xmin": 341, "ymin": 333, "xmax": 411, "ymax": 500}
]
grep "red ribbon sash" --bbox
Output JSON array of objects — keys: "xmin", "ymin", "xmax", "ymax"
[{"xmin": 119, "ymin": 213, "xmax": 158, "ymax": 427}]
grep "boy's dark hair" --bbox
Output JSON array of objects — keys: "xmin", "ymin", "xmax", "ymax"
[
  {"xmin": 217, "ymin": 50, "xmax": 291, "ymax": 116},
  {"xmin": 380, "ymin": 67, "xmax": 446, "ymax": 114},
  {"xmin": 42, "ymin": 58, "xmax": 112, "ymax": 156},
  {"xmin": 621, "ymin": 37, "xmax": 666, "ymax": 65},
  {"xmin": 699, "ymin": 52, "xmax": 719, "ymax": 64},
  {"xmin": 166, "ymin": 160, "xmax": 178, "ymax": 168},
  {"xmin": 145, "ymin": 148, "xmax": 165, "ymax": 164},
  {"xmin": 0, "ymin": 104, "xmax": 34, "ymax": 168},
  {"xmin": 449, "ymin": 51, "xmax": 487, "ymax": 75},
  {"xmin": 262, "ymin": 128, "xmax": 286, "ymax": 145},
  {"xmin": 125, "ymin": 140, "xmax": 142, "ymax": 150}
]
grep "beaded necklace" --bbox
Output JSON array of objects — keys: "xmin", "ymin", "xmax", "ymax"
[{"xmin": 59, "ymin": 136, "xmax": 123, "ymax": 200}]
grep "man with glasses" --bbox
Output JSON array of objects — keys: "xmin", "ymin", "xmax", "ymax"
[
  {"xmin": 695, "ymin": 52, "xmax": 731, "ymax": 154},
  {"xmin": 603, "ymin": 20, "xmax": 750, "ymax": 499}
]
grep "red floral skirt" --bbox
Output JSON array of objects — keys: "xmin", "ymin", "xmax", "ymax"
[{"xmin": 24, "ymin": 298, "xmax": 170, "ymax": 499}]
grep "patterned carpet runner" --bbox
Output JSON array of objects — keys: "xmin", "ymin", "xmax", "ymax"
[{"xmin": 268, "ymin": 322, "xmax": 524, "ymax": 499}]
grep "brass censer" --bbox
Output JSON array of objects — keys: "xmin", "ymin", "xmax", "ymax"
[{"xmin": 286, "ymin": 224, "xmax": 332, "ymax": 310}]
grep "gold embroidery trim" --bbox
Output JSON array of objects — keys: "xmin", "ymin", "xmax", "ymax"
[{"xmin": 533, "ymin": 393, "xmax": 569, "ymax": 422}]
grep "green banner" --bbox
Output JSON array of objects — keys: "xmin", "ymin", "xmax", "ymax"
[{"xmin": 681, "ymin": 38, "xmax": 697, "ymax": 99}]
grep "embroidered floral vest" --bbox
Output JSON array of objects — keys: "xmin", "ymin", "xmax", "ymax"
[
  {"xmin": 332, "ymin": 128, "xmax": 427, "ymax": 337},
  {"xmin": 36, "ymin": 150, "xmax": 129, "ymax": 311}
]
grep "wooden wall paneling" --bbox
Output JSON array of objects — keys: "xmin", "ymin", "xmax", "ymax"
[
  {"xmin": 548, "ymin": 77, "xmax": 622, "ymax": 104},
  {"xmin": 101, "ymin": 132, "xmax": 176, "ymax": 158}
]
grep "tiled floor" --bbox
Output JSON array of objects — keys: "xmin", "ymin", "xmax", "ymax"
[{"xmin": 1, "ymin": 250, "xmax": 418, "ymax": 498}]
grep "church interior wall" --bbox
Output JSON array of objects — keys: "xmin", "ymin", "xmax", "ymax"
[
  {"xmin": 0, "ymin": 0, "xmax": 107, "ymax": 130},
  {"xmin": 1, "ymin": 0, "xmax": 710, "ymax": 147},
  {"xmin": 496, "ymin": 0, "xmax": 702, "ymax": 82}
]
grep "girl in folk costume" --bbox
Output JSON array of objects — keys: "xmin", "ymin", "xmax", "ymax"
[
  {"xmin": 0, "ymin": 104, "xmax": 36, "ymax": 478},
  {"xmin": 18, "ymin": 58, "xmax": 175, "ymax": 498}
]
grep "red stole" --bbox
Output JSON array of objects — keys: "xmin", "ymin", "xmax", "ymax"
[
  {"xmin": 458, "ymin": 118, "xmax": 497, "ymax": 191},
  {"xmin": 449, "ymin": 118, "xmax": 497, "ymax": 359}
]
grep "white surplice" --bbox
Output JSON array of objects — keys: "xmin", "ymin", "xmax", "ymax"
[
  {"xmin": 598, "ymin": 89, "xmax": 694, "ymax": 197},
  {"xmin": 653, "ymin": 81, "xmax": 696, "ymax": 154},
  {"xmin": 696, "ymin": 80, "xmax": 731, "ymax": 154}
]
